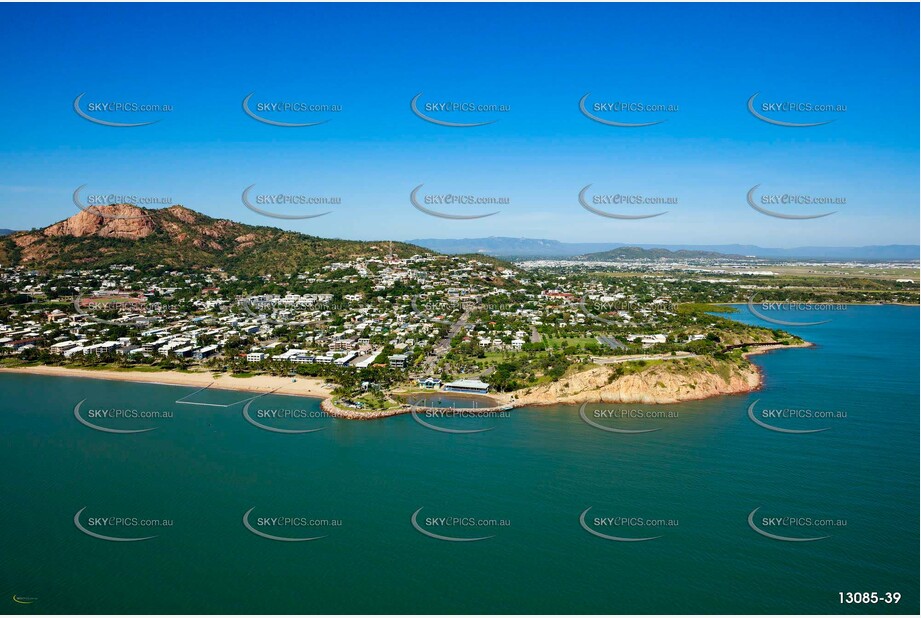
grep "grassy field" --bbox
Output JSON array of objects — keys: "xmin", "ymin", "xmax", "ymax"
[
  {"xmin": 543, "ymin": 336, "xmax": 598, "ymax": 348},
  {"xmin": 740, "ymin": 265, "xmax": 919, "ymax": 279},
  {"xmin": 677, "ymin": 303, "xmax": 737, "ymax": 314}
]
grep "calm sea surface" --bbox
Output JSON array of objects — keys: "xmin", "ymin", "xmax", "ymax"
[{"xmin": 1, "ymin": 305, "xmax": 917, "ymax": 613}]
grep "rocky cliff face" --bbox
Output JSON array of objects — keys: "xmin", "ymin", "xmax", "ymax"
[
  {"xmin": 43, "ymin": 204, "xmax": 156, "ymax": 239},
  {"xmin": 511, "ymin": 358, "xmax": 761, "ymax": 406},
  {"xmin": 0, "ymin": 203, "xmax": 429, "ymax": 274}
]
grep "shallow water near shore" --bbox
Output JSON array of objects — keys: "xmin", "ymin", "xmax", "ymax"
[
  {"xmin": 0, "ymin": 305, "xmax": 917, "ymax": 613},
  {"xmin": 401, "ymin": 392, "xmax": 499, "ymax": 408}
]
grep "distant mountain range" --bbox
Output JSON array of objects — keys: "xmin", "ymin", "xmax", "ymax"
[
  {"xmin": 581, "ymin": 247, "xmax": 737, "ymax": 260},
  {"xmin": 0, "ymin": 229, "xmax": 15, "ymax": 236},
  {"xmin": 408, "ymin": 237, "xmax": 920, "ymax": 261},
  {"xmin": 2, "ymin": 212, "xmax": 917, "ymax": 272}
]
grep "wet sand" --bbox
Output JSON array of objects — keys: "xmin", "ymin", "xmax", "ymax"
[{"xmin": 0, "ymin": 365, "xmax": 332, "ymax": 399}]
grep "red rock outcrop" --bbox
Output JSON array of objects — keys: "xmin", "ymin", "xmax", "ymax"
[{"xmin": 43, "ymin": 204, "xmax": 155, "ymax": 240}]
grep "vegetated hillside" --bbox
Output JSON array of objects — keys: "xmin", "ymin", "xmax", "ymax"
[
  {"xmin": 579, "ymin": 246, "xmax": 737, "ymax": 260},
  {"xmin": 0, "ymin": 204, "xmax": 430, "ymax": 275},
  {"xmin": 453, "ymin": 252, "xmax": 517, "ymax": 270}
]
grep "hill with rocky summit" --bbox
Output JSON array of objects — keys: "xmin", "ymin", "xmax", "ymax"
[
  {"xmin": 580, "ymin": 246, "xmax": 738, "ymax": 260},
  {"xmin": 0, "ymin": 204, "xmax": 430, "ymax": 275}
]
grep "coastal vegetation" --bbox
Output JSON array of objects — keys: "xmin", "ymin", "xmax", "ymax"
[{"xmin": 0, "ymin": 204, "xmax": 912, "ymax": 411}]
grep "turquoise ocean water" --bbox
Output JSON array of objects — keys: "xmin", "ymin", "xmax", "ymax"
[{"xmin": 1, "ymin": 305, "xmax": 917, "ymax": 613}]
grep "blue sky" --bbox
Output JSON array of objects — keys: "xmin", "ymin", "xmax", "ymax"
[{"xmin": 0, "ymin": 3, "xmax": 917, "ymax": 247}]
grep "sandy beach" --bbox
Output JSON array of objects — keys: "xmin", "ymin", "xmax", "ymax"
[
  {"xmin": 0, "ymin": 341, "xmax": 813, "ymax": 414},
  {"xmin": 0, "ymin": 365, "xmax": 333, "ymax": 399}
]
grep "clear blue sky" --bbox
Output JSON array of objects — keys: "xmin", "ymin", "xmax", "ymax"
[{"xmin": 0, "ymin": 3, "xmax": 917, "ymax": 247}]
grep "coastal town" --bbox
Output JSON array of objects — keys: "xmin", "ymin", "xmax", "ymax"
[
  {"xmin": 2, "ymin": 241, "xmax": 913, "ymax": 412},
  {"xmin": 2, "ymin": 3, "xmax": 917, "ymax": 616}
]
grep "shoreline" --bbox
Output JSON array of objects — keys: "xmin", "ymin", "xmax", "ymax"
[
  {"xmin": 713, "ymin": 301, "xmax": 919, "ymax": 307},
  {"xmin": 0, "ymin": 365, "xmax": 333, "ymax": 400},
  {"xmin": 738, "ymin": 341, "xmax": 815, "ymax": 398},
  {"xmin": 739, "ymin": 340, "xmax": 814, "ymax": 359},
  {"xmin": 0, "ymin": 342, "xmax": 814, "ymax": 418},
  {"xmin": 492, "ymin": 340, "xmax": 815, "ymax": 408}
]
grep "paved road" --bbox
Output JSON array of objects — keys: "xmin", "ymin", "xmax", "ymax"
[
  {"xmin": 592, "ymin": 351, "xmax": 697, "ymax": 365},
  {"xmin": 440, "ymin": 309, "xmax": 470, "ymax": 352},
  {"xmin": 423, "ymin": 309, "xmax": 471, "ymax": 372},
  {"xmin": 596, "ymin": 335, "xmax": 625, "ymax": 350}
]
